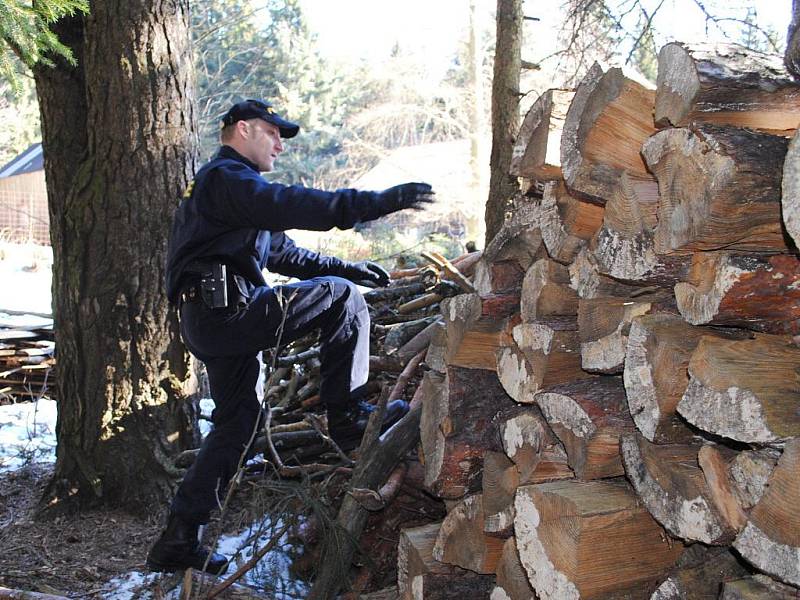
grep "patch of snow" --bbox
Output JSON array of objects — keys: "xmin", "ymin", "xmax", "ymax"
[{"xmin": 0, "ymin": 399, "xmax": 57, "ymax": 471}]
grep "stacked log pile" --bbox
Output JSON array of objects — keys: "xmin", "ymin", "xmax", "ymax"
[
  {"xmin": 396, "ymin": 42, "xmax": 800, "ymax": 600},
  {"xmin": 0, "ymin": 313, "xmax": 55, "ymax": 402}
]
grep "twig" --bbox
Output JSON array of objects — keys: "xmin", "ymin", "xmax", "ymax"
[
  {"xmin": 387, "ymin": 349, "xmax": 427, "ymax": 404},
  {"xmin": 205, "ymin": 522, "xmax": 292, "ymax": 599}
]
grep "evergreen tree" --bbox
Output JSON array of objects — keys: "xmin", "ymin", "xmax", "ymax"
[{"xmin": 0, "ymin": 0, "xmax": 88, "ymax": 93}]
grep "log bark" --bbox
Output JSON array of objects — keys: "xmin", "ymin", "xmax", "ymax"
[
  {"xmin": 733, "ymin": 438, "xmax": 800, "ymax": 587},
  {"xmin": 578, "ymin": 296, "xmax": 664, "ymax": 374},
  {"xmin": 492, "ymin": 537, "xmax": 536, "ymax": 600},
  {"xmin": 591, "ymin": 173, "xmax": 689, "ymax": 285},
  {"xmin": 511, "ymin": 88, "xmax": 574, "ymax": 180},
  {"xmin": 561, "ymin": 62, "xmax": 657, "ymax": 204},
  {"xmin": 520, "ymin": 258, "xmax": 578, "ymax": 322},
  {"xmin": 569, "ymin": 247, "xmax": 645, "ymax": 300},
  {"xmin": 727, "ymin": 449, "xmax": 779, "ymax": 511},
  {"xmin": 496, "ymin": 318, "xmax": 590, "ymax": 404},
  {"xmin": 721, "ymin": 575, "xmax": 800, "ymax": 599},
  {"xmin": 441, "ymin": 292, "xmax": 518, "ymax": 371},
  {"xmin": 514, "ymin": 480, "xmax": 683, "ymax": 600},
  {"xmin": 420, "ymin": 367, "xmax": 516, "ymax": 499},
  {"xmin": 649, "ymin": 546, "xmax": 748, "ymax": 600},
  {"xmin": 655, "ymin": 42, "xmax": 800, "ymax": 136},
  {"xmin": 482, "ymin": 451, "xmax": 519, "ymax": 536},
  {"xmin": 623, "ymin": 313, "xmax": 740, "ymax": 443},
  {"xmin": 620, "ymin": 434, "xmax": 740, "ymax": 545},
  {"xmin": 433, "ymin": 494, "xmax": 506, "ymax": 574},
  {"xmin": 497, "ymin": 406, "xmax": 573, "ymax": 484},
  {"xmin": 781, "ymin": 129, "xmax": 800, "ymax": 248},
  {"xmin": 536, "ymin": 377, "xmax": 635, "ymax": 480},
  {"xmin": 538, "ymin": 181, "xmax": 604, "ymax": 265},
  {"xmin": 397, "ymin": 522, "xmax": 494, "ymax": 600},
  {"xmin": 675, "ymin": 252, "xmax": 800, "ymax": 335},
  {"xmin": 642, "ymin": 124, "xmax": 790, "ymax": 254},
  {"xmin": 697, "ymin": 444, "xmax": 748, "ymax": 534},
  {"xmin": 678, "ymin": 334, "xmax": 800, "ymax": 444}
]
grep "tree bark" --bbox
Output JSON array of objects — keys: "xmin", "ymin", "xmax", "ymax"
[
  {"xmin": 675, "ymin": 252, "xmax": 800, "ymax": 334},
  {"xmin": 536, "ymin": 377, "xmax": 635, "ymax": 480},
  {"xmin": 620, "ymin": 434, "xmax": 739, "ymax": 545},
  {"xmin": 496, "ymin": 318, "xmax": 590, "ymax": 404},
  {"xmin": 34, "ymin": 0, "xmax": 199, "ymax": 512},
  {"xmin": 733, "ymin": 438, "xmax": 800, "ymax": 587},
  {"xmin": 538, "ymin": 181, "xmax": 603, "ymax": 265},
  {"xmin": 485, "ymin": 0, "xmax": 522, "ymax": 245},
  {"xmin": 561, "ymin": 62, "xmax": 657, "ymax": 204},
  {"xmin": 420, "ymin": 367, "xmax": 516, "ymax": 499},
  {"xmin": 656, "ymin": 42, "xmax": 800, "ymax": 136},
  {"xmin": 642, "ymin": 124, "xmax": 790, "ymax": 254},
  {"xmin": 514, "ymin": 480, "xmax": 683, "ymax": 599},
  {"xmin": 678, "ymin": 334, "xmax": 800, "ymax": 444},
  {"xmin": 578, "ymin": 296, "xmax": 668, "ymax": 374},
  {"xmin": 781, "ymin": 129, "xmax": 800, "ymax": 248},
  {"xmin": 510, "ymin": 89, "xmax": 574, "ymax": 181}
]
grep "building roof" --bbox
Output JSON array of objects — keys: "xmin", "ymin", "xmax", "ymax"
[{"xmin": 0, "ymin": 143, "xmax": 44, "ymax": 179}]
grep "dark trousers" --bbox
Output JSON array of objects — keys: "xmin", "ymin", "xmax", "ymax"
[{"xmin": 171, "ymin": 276, "xmax": 369, "ymax": 524}]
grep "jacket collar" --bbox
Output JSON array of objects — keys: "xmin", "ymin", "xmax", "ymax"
[{"xmin": 217, "ymin": 145, "xmax": 260, "ymax": 172}]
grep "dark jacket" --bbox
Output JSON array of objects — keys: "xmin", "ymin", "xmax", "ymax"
[{"xmin": 165, "ymin": 145, "xmax": 391, "ymax": 303}]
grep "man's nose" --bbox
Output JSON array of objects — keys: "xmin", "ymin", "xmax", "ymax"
[{"xmin": 275, "ymin": 139, "xmax": 284, "ymax": 153}]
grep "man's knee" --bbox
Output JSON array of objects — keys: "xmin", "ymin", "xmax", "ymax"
[{"xmin": 318, "ymin": 276, "xmax": 367, "ymax": 310}]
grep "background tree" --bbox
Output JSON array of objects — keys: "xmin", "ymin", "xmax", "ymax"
[
  {"xmin": 485, "ymin": 0, "xmax": 522, "ymax": 244},
  {"xmin": 12, "ymin": 0, "xmax": 200, "ymax": 513},
  {"xmin": 786, "ymin": 0, "xmax": 800, "ymax": 76}
]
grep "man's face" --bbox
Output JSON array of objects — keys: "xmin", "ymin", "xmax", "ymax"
[{"xmin": 240, "ymin": 119, "xmax": 283, "ymax": 172}]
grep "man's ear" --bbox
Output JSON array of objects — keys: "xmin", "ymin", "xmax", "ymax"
[{"xmin": 236, "ymin": 120, "xmax": 251, "ymax": 139}]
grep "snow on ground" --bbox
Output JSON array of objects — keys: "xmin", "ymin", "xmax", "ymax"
[{"xmin": 0, "ymin": 398, "xmax": 57, "ymax": 471}]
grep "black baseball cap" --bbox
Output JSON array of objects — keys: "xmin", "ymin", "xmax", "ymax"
[{"xmin": 221, "ymin": 99, "xmax": 300, "ymax": 138}]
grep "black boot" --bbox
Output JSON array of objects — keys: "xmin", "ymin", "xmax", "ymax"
[
  {"xmin": 146, "ymin": 514, "xmax": 228, "ymax": 575},
  {"xmin": 328, "ymin": 399, "xmax": 410, "ymax": 451}
]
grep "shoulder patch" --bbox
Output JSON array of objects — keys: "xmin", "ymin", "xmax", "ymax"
[{"xmin": 182, "ymin": 180, "xmax": 195, "ymax": 199}]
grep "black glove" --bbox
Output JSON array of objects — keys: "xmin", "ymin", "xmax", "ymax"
[
  {"xmin": 338, "ymin": 261, "xmax": 391, "ymax": 288},
  {"xmin": 378, "ymin": 182, "xmax": 435, "ymax": 212}
]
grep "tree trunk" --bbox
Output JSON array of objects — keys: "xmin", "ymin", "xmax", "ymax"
[
  {"xmin": 733, "ymin": 438, "xmax": 800, "ymax": 587},
  {"xmin": 561, "ymin": 62, "xmax": 657, "ymax": 204},
  {"xmin": 642, "ymin": 124, "xmax": 790, "ymax": 254},
  {"xmin": 514, "ymin": 480, "xmax": 683, "ymax": 599},
  {"xmin": 675, "ymin": 252, "xmax": 800, "ymax": 334},
  {"xmin": 510, "ymin": 89, "xmax": 574, "ymax": 181},
  {"xmin": 485, "ymin": 0, "xmax": 522, "ymax": 244},
  {"xmin": 678, "ymin": 334, "xmax": 800, "ymax": 444},
  {"xmin": 34, "ymin": 0, "xmax": 198, "ymax": 513},
  {"xmin": 656, "ymin": 42, "xmax": 800, "ymax": 136}
]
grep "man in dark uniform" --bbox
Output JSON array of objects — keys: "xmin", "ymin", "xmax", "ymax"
[{"xmin": 146, "ymin": 99, "xmax": 434, "ymax": 575}]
